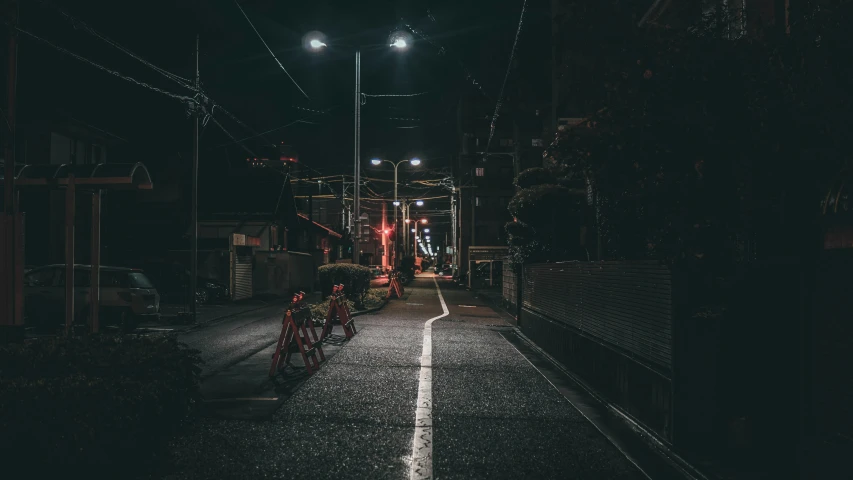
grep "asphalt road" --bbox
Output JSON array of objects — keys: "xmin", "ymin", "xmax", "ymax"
[
  {"xmin": 164, "ymin": 276, "xmax": 647, "ymax": 479},
  {"xmin": 177, "ymin": 302, "xmax": 289, "ymax": 378}
]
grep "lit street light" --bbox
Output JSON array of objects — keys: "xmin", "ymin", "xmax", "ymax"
[
  {"xmin": 372, "ymin": 159, "xmax": 422, "ymax": 265},
  {"xmin": 305, "ymin": 30, "xmax": 411, "ymax": 264}
]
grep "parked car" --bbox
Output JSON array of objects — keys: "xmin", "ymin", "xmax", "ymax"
[
  {"xmin": 23, "ymin": 264, "xmax": 160, "ymax": 332},
  {"xmin": 142, "ymin": 260, "xmax": 229, "ymax": 305},
  {"xmin": 435, "ymin": 264, "xmax": 452, "ymax": 276},
  {"xmin": 368, "ymin": 265, "xmax": 387, "ymax": 280}
]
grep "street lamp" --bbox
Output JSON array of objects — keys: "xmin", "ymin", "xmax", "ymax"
[
  {"xmin": 424, "ymin": 228, "xmax": 430, "ymax": 233},
  {"xmin": 399, "ymin": 200, "xmax": 425, "ymax": 256},
  {"xmin": 414, "ymin": 219, "xmax": 428, "ymax": 257},
  {"xmin": 306, "ymin": 31, "xmax": 410, "ymax": 264},
  {"xmin": 373, "ymin": 162, "xmax": 423, "ymax": 263}
]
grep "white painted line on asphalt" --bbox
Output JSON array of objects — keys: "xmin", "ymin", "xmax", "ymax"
[
  {"xmin": 203, "ymin": 397, "xmax": 280, "ymax": 403},
  {"xmin": 410, "ymin": 276, "xmax": 449, "ymax": 480}
]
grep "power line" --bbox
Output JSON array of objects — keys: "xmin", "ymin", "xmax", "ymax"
[
  {"xmin": 33, "ymin": 0, "xmax": 195, "ymax": 90},
  {"xmin": 485, "ymin": 0, "xmax": 528, "ymax": 155},
  {"xmin": 11, "ymin": 24, "xmax": 197, "ymax": 107},
  {"xmin": 233, "ymin": 0, "xmax": 309, "ymax": 100},
  {"xmin": 401, "ymin": 19, "xmax": 491, "ymax": 100},
  {"xmin": 213, "ymin": 105, "xmax": 339, "ymax": 148}
]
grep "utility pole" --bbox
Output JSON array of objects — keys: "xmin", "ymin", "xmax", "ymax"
[
  {"xmin": 2, "ymin": 0, "xmax": 21, "ymax": 334},
  {"xmin": 450, "ymin": 189, "xmax": 457, "ymax": 272},
  {"xmin": 190, "ymin": 35, "xmax": 199, "ymax": 322},
  {"xmin": 352, "ymin": 50, "xmax": 361, "ymax": 264}
]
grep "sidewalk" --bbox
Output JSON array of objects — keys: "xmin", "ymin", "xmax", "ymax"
[{"xmin": 140, "ymin": 294, "xmax": 294, "ymax": 330}]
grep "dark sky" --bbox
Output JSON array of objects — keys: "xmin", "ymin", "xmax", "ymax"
[{"xmin": 10, "ymin": 0, "xmax": 548, "ymax": 239}]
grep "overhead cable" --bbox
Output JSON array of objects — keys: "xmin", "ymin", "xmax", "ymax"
[
  {"xmin": 233, "ymin": 0, "xmax": 309, "ymax": 100},
  {"xmin": 485, "ymin": 0, "xmax": 528, "ymax": 155}
]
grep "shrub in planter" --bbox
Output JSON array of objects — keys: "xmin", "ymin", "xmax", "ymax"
[
  {"xmin": 0, "ymin": 335, "xmax": 202, "ymax": 475},
  {"xmin": 318, "ymin": 263, "xmax": 371, "ymax": 307}
]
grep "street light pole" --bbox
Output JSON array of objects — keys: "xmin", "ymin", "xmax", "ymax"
[
  {"xmin": 352, "ymin": 49, "xmax": 361, "ymax": 264},
  {"xmin": 393, "ymin": 163, "xmax": 398, "ymax": 267},
  {"xmin": 190, "ymin": 34, "xmax": 199, "ymax": 323}
]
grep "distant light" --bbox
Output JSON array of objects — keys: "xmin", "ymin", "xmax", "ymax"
[
  {"xmin": 384, "ymin": 229, "xmax": 390, "ymax": 234},
  {"xmin": 371, "ymin": 158, "xmax": 382, "ymax": 165},
  {"xmin": 415, "ymin": 200, "xmax": 424, "ymax": 206},
  {"xmin": 391, "ymin": 38, "xmax": 407, "ymax": 49},
  {"xmin": 421, "ymin": 219, "xmax": 428, "ymax": 224},
  {"xmin": 411, "ymin": 229, "xmax": 416, "ymax": 233},
  {"xmin": 405, "ymin": 219, "xmax": 411, "ymax": 223},
  {"xmin": 309, "ymin": 39, "xmax": 326, "ymax": 49},
  {"xmin": 426, "ymin": 236, "xmax": 431, "ymax": 240},
  {"xmin": 424, "ymin": 228, "xmax": 430, "ymax": 233},
  {"xmin": 410, "ymin": 158, "xmax": 421, "ymax": 166},
  {"xmin": 393, "ymin": 201, "xmax": 400, "ymax": 206}
]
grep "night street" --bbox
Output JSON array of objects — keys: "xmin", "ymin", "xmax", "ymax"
[
  {"xmin": 164, "ymin": 275, "xmax": 652, "ymax": 479},
  {"xmin": 2, "ymin": 0, "xmax": 852, "ymax": 478}
]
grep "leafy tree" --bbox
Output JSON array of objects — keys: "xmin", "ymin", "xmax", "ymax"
[{"xmin": 545, "ymin": 0, "xmax": 853, "ymax": 267}]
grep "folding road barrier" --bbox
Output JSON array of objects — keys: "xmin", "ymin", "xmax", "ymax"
[
  {"xmin": 269, "ymin": 292, "xmax": 326, "ymax": 377},
  {"xmin": 320, "ymin": 284, "xmax": 357, "ymax": 341},
  {"xmin": 386, "ymin": 272, "xmax": 404, "ymax": 300}
]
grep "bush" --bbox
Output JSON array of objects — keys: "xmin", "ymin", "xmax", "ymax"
[
  {"xmin": 318, "ymin": 263, "xmax": 371, "ymax": 307},
  {"xmin": 0, "ymin": 335, "xmax": 202, "ymax": 475},
  {"xmin": 515, "ymin": 167, "xmax": 559, "ymax": 189},
  {"xmin": 364, "ymin": 288, "xmax": 385, "ymax": 308}
]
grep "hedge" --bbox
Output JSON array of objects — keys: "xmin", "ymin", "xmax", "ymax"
[
  {"xmin": 0, "ymin": 335, "xmax": 202, "ymax": 475},
  {"xmin": 318, "ymin": 263, "xmax": 372, "ymax": 307}
]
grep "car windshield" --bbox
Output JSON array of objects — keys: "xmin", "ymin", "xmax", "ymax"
[{"xmin": 128, "ymin": 272, "xmax": 154, "ymax": 289}]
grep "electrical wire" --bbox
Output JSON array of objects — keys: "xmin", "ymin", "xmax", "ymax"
[
  {"xmin": 214, "ymin": 106, "xmax": 339, "ymax": 148},
  {"xmin": 485, "ymin": 0, "xmax": 528, "ymax": 155},
  {"xmin": 33, "ymin": 0, "xmax": 195, "ymax": 90},
  {"xmin": 233, "ymin": 0, "xmax": 309, "ymax": 100},
  {"xmin": 12, "ymin": 24, "xmax": 198, "ymax": 107},
  {"xmin": 209, "ymin": 114, "xmax": 258, "ymax": 157},
  {"xmin": 401, "ymin": 19, "xmax": 491, "ymax": 100}
]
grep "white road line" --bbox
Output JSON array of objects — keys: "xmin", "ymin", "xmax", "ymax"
[
  {"xmin": 203, "ymin": 397, "xmax": 280, "ymax": 403},
  {"xmin": 410, "ymin": 277, "xmax": 449, "ymax": 480}
]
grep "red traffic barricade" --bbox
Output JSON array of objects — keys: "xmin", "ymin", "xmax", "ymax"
[
  {"xmin": 269, "ymin": 292, "xmax": 326, "ymax": 378},
  {"xmin": 387, "ymin": 272, "xmax": 404, "ymax": 299},
  {"xmin": 320, "ymin": 284, "xmax": 357, "ymax": 341}
]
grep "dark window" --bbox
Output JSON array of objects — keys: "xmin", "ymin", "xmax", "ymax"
[
  {"xmin": 101, "ymin": 271, "xmax": 130, "ymax": 288},
  {"xmin": 25, "ymin": 268, "xmax": 55, "ymax": 287},
  {"xmin": 55, "ymin": 268, "xmax": 90, "ymax": 287},
  {"xmin": 128, "ymin": 272, "xmax": 154, "ymax": 289}
]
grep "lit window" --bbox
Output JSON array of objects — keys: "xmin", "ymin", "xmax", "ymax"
[{"xmin": 475, "ymin": 168, "xmax": 485, "ymax": 177}]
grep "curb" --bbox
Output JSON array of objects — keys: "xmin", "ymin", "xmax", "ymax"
[
  {"xmin": 350, "ymin": 299, "xmax": 389, "ymax": 317},
  {"xmin": 511, "ymin": 327, "xmax": 709, "ymax": 480}
]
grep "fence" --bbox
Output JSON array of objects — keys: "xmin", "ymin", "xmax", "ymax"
[
  {"xmin": 501, "ymin": 258, "xmax": 518, "ymax": 311},
  {"xmin": 520, "ymin": 261, "xmax": 678, "ymax": 441}
]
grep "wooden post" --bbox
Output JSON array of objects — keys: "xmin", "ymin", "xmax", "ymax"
[
  {"xmin": 90, "ymin": 190, "xmax": 101, "ymax": 333},
  {"xmin": 65, "ymin": 175, "xmax": 75, "ymax": 335}
]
